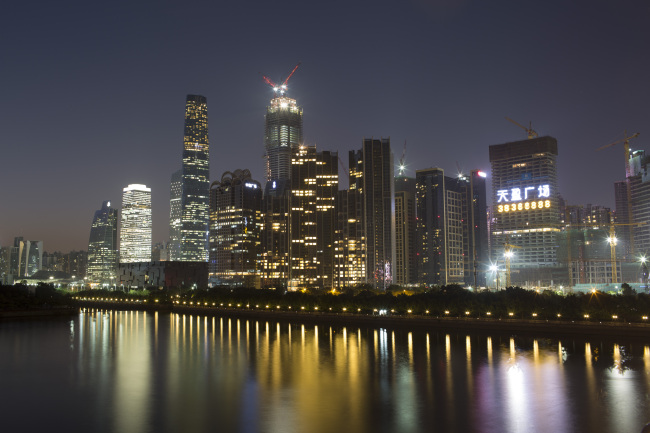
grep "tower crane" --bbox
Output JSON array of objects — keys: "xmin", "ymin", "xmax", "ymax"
[
  {"xmin": 262, "ymin": 62, "xmax": 301, "ymax": 96},
  {"xmin": 503, "ymin": 242, "xmax": 522, "ymax": 288},
  {"xmin": 606, "ymin": 221, "xmax": 646, "ymax": 284},
  {"xmin": 596, "ymin": 131, "xmax": 641, "ymax": 252},
  {"xmin": 596, "ymin": 131, "xmax": 640, "ymax": 178},
  {"xmin": 505, "ymin": 117, "xmax": 538, "ymax": 139}
]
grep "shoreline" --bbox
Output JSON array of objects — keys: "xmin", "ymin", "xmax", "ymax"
[{"xmin": 74, "ymin": 301, "xmax": 650, "ymax": 340}]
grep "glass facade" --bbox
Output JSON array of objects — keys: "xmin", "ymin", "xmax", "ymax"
[
  {"xmin": 180, "ymin": 95, "xmax": 210, "ymax": 262},
  {"xmin": 169, "ymin": 169, "xmax": 182, "ymax": 260},
  {"xmin": 209, "ymin": 169, "xmax": 262, "ymax": 287},
  {"xmin": 265, "ymin": 96, "xmax": 303, "ymax": 185},
  {"xmin": 87, "ymin": 200, "xmax": 118, "ymax": 284}
]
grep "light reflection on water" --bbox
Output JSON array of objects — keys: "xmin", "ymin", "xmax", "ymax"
[{"xmin": 1, "ymin": 310, "xmax": 650, "ymax": 433}]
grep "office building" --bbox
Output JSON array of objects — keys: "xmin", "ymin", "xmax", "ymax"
[
  {"xmin": 629, "ymin": 150, "xmax": 650, "ymax": 257},
  {"xmin": 489, "ymin": 136, "xmax": 561, "ymax": 286},
  {"xmin": 265, "ymin": 96, "xmax": 303, "ymax": 185},
  {"xmin": 169, "ymin": 169, "xmax": 182, "ymax": 260},
  {"xmin": 349, "ymin": 138, "xmax": 395, "ymax": 289},
  {"xmin": 17, "ymin": 240, "xmax": 43, "ymax": 277},
  {"xmin": 179, "ymin": 94, "xmax": 210, "ymax": 261},
  {"xmin": 209, "ymin": 169, "xmax": 262, "ymax": 287},
  {"xmin": 119, "ymin": 184, "xmax": 152, "ymax": 263},
  {"xmin": 334, "ymin": 189, "xmax": 366, "ymax": 288},
  {"xmin": 394, "ymin": 175, "xmax": 417, "ymax": 286},
  {"xmin": 87, "ymin": 200, "xmax": 118, "ymax": 284},
  {"xmin": 288, "ymin": 145, "xmax": 338, "ymax": 289}
]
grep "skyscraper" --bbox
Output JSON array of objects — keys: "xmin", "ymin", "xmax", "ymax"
[
  {"xmin": 288, "ymin": 145, "xmax": 338, "ymax": 289},
  {"xmin": 179, "ymin": 94, "xmax": 210, "ymax": 261},
  {"xmin": 489, "ymin": 136, "xmax": 561, "ymax": 286},
  {"xmin": 394, "ymin": 175, "xmax": 417, "ymax": 286},
  {"xmin": 265, "ymin": 96, "xmax": 303, "ymax": 185},
  {"xmin": 87, "ymin": 200, "xmax": 118, "ymax": 284},
  {"xmin": 120, "ymin": 184, "xmax": 152, "ymax": 263},
  {"xmin": 349, "ymin": 138, "xmax": 395, "ymax": 289},
  {"xmin": 209, "ymin": 169, "xmax": 262, "ymax": 287},
  {"xmin": 169, "ymin": 169, "xmax": 182, "ymax": 260},
  {"xmin": 416, "ymin": 168, "xmax": 489, "ymax": 287}
]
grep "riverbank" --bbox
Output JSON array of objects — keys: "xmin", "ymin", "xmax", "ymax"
[
  {"xmin": 0, "ymin": 307, "xmax": 78, "ymax": 319},
  {"xmin": 76, "ymin": 301, "xmax": 650, "ymax": 339}
]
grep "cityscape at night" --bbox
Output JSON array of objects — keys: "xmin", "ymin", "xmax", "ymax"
[{"xmin": 2, "ymin": 1, "xmax": 650, "ymax": 432}]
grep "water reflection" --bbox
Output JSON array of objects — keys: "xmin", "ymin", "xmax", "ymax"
[{"xmin": 1, "ymin": 310, "xmax": 650, "ymax": 433}]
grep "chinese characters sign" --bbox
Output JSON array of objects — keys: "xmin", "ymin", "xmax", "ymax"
[{"xmin": 496, "ymin": 184, "xmax": 551, "ymax": 213}]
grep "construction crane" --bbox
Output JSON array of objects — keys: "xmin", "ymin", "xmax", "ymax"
[
  {"xmin": 503, "ymin": 242, "xmax": 522, "ymax": 288},
  {"xmin": 398, "ymin": 141, "xmax": 407, "ymax": 176},
  {"xmin": 262, "ymin": 62, "xmax": 301, "ymax": 96},
  {"xmin": 606, "ymin": 221, "xmax": 646, "ymax": 284},
  {"xmin": 505, "ymin": 117, "xmax": 538, "ymax": 139},
  {"xmin": 596, "ymin": 131, "xmax": 640, "ymax": 178},
  {"xmin": 596, "ymin": 131, "xmax": 641, "ymax": 252}
]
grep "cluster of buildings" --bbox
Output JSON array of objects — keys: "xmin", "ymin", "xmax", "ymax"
[{"xmin": 2, "ymin": 77, "xmax": 649, "ymax": 292}]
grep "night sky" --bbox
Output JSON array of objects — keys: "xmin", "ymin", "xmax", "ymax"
[{"xmin": 2, "ymin": 0, "xmax": 648, "ymax": 252}]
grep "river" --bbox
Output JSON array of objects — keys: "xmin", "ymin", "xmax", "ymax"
[{"xmin": 1, "ymin": 309, "xmax": 650, "ymax": 433}]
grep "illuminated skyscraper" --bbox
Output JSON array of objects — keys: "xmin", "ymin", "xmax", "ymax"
[
  {"xmin": 169, "ymin": 169, "xmax": 182, "ymax": 260},
  {"xmin": 416, "ymin": 168, "xmax": 489, "ymax": 287},
  {"xmin": 179, "ymin": 94, "xmax": 210, "ymax": 261},
  {"xmin": 349, "ymin": 138, "xmax": 395, "ymax": 289},
  {"xmin": 395, "ymin": 175, "xmax": 416, "ymax": 286},
  {"xmin": 265, "ymin": 96, "xmax": 303, "ymax": 185},
  {"xmin": 209, "ymin": 169, "xmax": 262, "ymax": 287},
  {"xmin": 288, "ymin": 145, "xmax": 338, "ymax": 289},
  {"xmin": 119, "ymin": 184, "xmax": 152, "ymax": 263},
  {"xmin": 489, "ymin": 136, "xmax": 560, "ymax": 286},
  {"xmin": 87, "ymin": 200, "xmax": 118, "ymax": 284}
]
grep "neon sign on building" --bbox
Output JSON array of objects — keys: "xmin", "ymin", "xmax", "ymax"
[{"xmin": 497, "ymin": 184, "xmax": 551, "ymax": 213}]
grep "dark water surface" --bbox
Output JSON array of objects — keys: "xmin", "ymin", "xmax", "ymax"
[{"xmin": 2, "ymin": 310, "xmax": 650, "ymax": 433}]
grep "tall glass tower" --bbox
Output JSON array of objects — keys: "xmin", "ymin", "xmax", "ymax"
[
  {"xmin": 87, "ymin": 200, "xmax": 118, "ymax": 283},
  {"xmin": 264, "ymin": 96, "xmax": 302, "ymax": 185},
  {"xmin": 168, "ymin": 169, "xmax": 182, "ymax": 260},
  {"xmin": 180, "ymin": 94, "xmax": 210, "ymax": 261},
  {"xmin": 119, "ymin": 184, "xmax": 152, "ymax": 263}
]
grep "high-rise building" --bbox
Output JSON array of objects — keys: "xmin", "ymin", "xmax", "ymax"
[
  {"xmin": 415, "ymin": 168, "xmax": 489, "ymax": 287},
  {"xmin": 209, "ymin": 169, "xmax": 262, "ymax": 287},
  {"xmin": 119, "ymin": 185, "xmax": 152, "ymax": 263},
  {"xmin": 394, "ymin": 176, "xmax": 417, "ymax": 286},
  {"xmin": 349, "ymin": 138, "xmax": 395, "ymax": 289},
  {"xmin": 489, "ymin": 136, "xmax": 561, "ymax": 286},
  {"xmin": 265, "ymin": 96, "xmax": 303, "ymax": 185},
  {"xmin": 179, "ymin": 95, "xmax": 210, "ymax": 261},
  {"xmin": 260, "ymin": 189, "xmax": 290, "ymax": 289},
  {"xmin": 169, "ymin": 169, "xmax": 182, "ymax": 260},
  {"xmin": 334, "ymin": 189, "xmax": 366, "ymax": 288},
  {"xmin": 87, "ymin": 201, "xmax": 118, "ymax": 284},
  {"xmin": 288, "ymin": 145, "xmax": 338, "ymax": 289},
  {"xmin": 17, "ymin": 240, "xmax": 43, "ymax": 277},
  {"xmin": 629, "ymin": 150, "xmax": 650, "ymax": 258}
]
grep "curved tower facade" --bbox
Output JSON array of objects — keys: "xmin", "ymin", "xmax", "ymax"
[
  {"xmin": 87, "ymin": 200, "xmax": 118, "ymax": 283},
  {"xmin": 264, "ymin": 96, "xmax": 302, "ymax": 185}
]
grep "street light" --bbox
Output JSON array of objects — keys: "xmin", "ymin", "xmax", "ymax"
[
  {"xmin": 607, "ymin": 236, "xmax": 618, "ymax": 284},
  {"xmin": 489, "ymin": 264, "xmax": 499, "ymax": 290}
]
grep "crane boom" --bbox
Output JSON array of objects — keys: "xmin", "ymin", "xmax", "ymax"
[{"xmin": 505, "ymin": 117, "xmax": 538, "ymax": 139}]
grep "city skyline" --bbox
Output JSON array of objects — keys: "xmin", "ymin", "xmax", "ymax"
[{"xmin": 2, "ymin": 0, "xmax": 648, "ymax": 252}]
